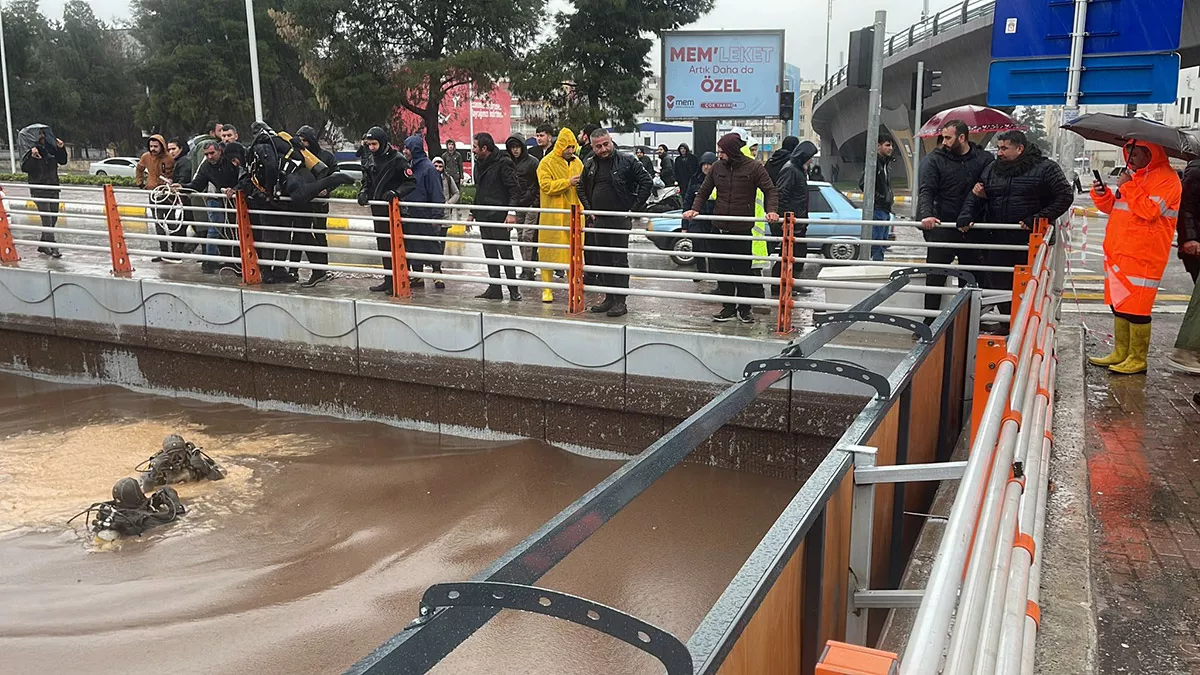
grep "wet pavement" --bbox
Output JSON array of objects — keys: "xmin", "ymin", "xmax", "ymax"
[
  {"xmin": 0, "ymin": 371, "xmax": 802, "ymax": 674},
  {"xmin": 1075, "ymin": 288, "xmax": 1200, "ymax": 672}
]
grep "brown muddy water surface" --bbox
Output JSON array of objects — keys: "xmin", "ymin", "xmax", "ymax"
[{"xmin": 0, "ymin": 372, "xmax": 801, "ymax": 674}]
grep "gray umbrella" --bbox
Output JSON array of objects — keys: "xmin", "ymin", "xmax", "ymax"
[
  {"xmin": 1061, "ymin": 113, "xmax": 1200, "ymax": 160},
  {"xmin": 17, "ymin": 124, "xmax": 57, "ymax": 155}
]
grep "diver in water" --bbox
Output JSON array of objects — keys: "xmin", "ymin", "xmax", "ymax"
[
  {"xmin": 138, "ymin": 434, "xmax": 226, "ymax": 489},
  {"xmin": 69, "ymin": 477, "xmax": 186, "ymax": 540}
]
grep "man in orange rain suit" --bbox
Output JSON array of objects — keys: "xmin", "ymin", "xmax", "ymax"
[{"xmin": 1087, "ymin": 140, "xmax": 1181, "ymax": 375}]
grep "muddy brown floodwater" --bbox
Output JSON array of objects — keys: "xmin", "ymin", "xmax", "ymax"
[{"xmin": 0, "ymin": 371, "xmax": 802, "ymax": 674}]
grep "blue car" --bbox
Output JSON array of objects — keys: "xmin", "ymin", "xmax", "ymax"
[{"xmin": 646, "ymin": 182, "xmax": 869, "ymax": 265}]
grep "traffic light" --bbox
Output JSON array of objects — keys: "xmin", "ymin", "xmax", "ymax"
[
  {"xmin": 780, "ymin": 91, "xmax": 795, "ymax": 120},
  {"xmin": 847, "ymin": 27, "xmax": 874, "ymax": 89},
  {"xmin": 911, "ymin": 69, "xmax": 944, "ymax": 109}
]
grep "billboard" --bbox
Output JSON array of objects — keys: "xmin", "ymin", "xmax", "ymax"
[
  {"xmin": 661, "ymin": 30, "xmax": 785, "ymax": 120},
  {"xmin": 396, "ymin": 82, "xmax": 513, "ymax": 146}
]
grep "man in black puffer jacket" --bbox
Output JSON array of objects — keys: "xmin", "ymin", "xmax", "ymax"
[
  {"xmin": 506, "ymin": 133, "xmax": 541, "ymax": 279},
  {"xmin": 917, "ymin": 119, "xmax": 994, "ymax": 321},
  {"xmin": 472, "ymin": 132, "xmax": 524, "ymax": 300},
  {"xmin": 957, "ymin": 130, "xmax": 1073, "ymax": 317},
  {"xmin": 774, "ymin": 140, "xmax": 818, "ymax": 296}
]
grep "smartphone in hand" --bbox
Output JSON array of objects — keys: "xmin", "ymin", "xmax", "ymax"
[{"xmin": 1092, "ymin": 169, "xmax": 1106, "ymax": 194}]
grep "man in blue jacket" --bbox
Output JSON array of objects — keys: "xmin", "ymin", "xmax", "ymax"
[{"xmin": 402, "ymin": 135, "xmax": 445, "ymax": 288}]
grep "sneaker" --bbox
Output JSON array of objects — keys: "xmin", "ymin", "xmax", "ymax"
[
  {"xmin": 737, "ymin": 309, "xmax": 755, "ymax": 324},
  {"xmin": 300, "ymin": 271, "xmax": 329, "ymax": 288},
  {"xmin": 1166, "ymin": 349, "xmax": 1200, "ymax": 374},
  {"xmin": 434, "ymin": 280, "xmax": 446, "ymax": 290},
  {"xmin": 162, "ymin": 257, "xmax": 184, "ymax": 264},
  {"xmin": 151, "ymin": 256, "xmax": 164, "ymax": 263},
  {"xmin": 712, "ymin": 307, "xmax": 738, "ymax": 322}
]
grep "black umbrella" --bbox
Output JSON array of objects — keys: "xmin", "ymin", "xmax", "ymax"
[
  {"xmin": 17, "ymin": 123, "xmax": 58, "ymax": 155},
  {"xmin": 1061, "ymin": 113, "xmax": 1200, "ymax": 160}
]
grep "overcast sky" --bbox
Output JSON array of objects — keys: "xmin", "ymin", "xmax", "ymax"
[{"xmin": 36, "ymin": 0, "xmax": 929, "ymax": 84}]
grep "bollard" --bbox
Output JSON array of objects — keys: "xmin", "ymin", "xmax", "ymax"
[
  {"xmin": 102, "ymin": 184, "xmax": 133, "ymax": 275},
  {"xmin": 233, "ymin": 192, "xmax": 262, "ymax": 285},
  {"xmin": 0, "ymin": 194, "xmax": 18, "ymax": 263},
  {"xmin": 568, "ymin": 203, "xmax": 585, "ymax": 314},
  {"xmin": 776, "ymin": 212, "xmax": 796, "ymax": 334},
  {"xmin": 816, "ymin": 641, "xmax": 899, "ymax": 674},
  {"xmin": 388, "ymin": 197, "xmax": 412, "ymax": 298}
]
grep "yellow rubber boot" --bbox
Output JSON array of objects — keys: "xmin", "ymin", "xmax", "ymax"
[
  {"xmin": 1089, "ymin": 317, "xmax": 1130, "ymax": 366},
  {"xmin": 1110, "ymin": 322, "xmax": 1151, "ymax": 375},
  {"xmin": 541, "ymin": 270, "xmax": 554, "ymax": 303}
]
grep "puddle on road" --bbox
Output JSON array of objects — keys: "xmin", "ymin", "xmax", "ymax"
[{"xmin": 0, "ymin": 372, "xmax": 799, "ymax": 674}]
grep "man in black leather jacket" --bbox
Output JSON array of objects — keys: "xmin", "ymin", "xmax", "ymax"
[
  {"xmin": 577, "ymin": 128, "xmax": 653, "ymax": 317},
  {"xmin": 917, "ymin": 120, "xmax": 995, "ymax": 321}
]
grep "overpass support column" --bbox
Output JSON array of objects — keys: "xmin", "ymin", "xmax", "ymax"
[{"xmin": 821, "ymin": 135, "xmax": 839, "ymax": 182}]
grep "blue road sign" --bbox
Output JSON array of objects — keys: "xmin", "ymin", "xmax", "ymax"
[
  {"xmin": 987, "ymin": 52, "xmax": 1181, "ymax": 106},
  {"xmin": 991, "ymin": 0, "xmax": 1184, "ymax": 60}
]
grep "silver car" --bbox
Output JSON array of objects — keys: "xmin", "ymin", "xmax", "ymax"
[{"xmin": 89, "ymin": 157, "xmax": 139, "ymax": 177}]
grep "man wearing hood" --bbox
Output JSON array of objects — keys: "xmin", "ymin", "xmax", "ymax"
[
  {"xmin": 536, "ymin": 128, "xmax": 582, "ymax": 304},
  {"xmin": 577, "ymin": 128, "xmax": 654, "ymax": 317},
  {"xmin": 682, "ymin": 151, "xmax": 717, "ymax": 278},
  {"xmin": 1084, "ymin": 140, "xmax": 1181, "ymax": 375},
  {"xmin": 774, "ymin": 140, "xmax": 819, "ymax": 296},
  {"xmin": 684, "ymin": 133, "xmax": 780, "ymax": 324},
  {"xmin": 916, "ymin": 120, "xmax": 995, "ymax": 323},
  {"xmin": 358, "ymin": 126, "xmax": 418, "ymax": 293},
  {"xmin": 400, "ymin": 135, "xmax": 446, "ymax": 288},
  {"xmin": 471, "ymin": 132, "xmax": 524, "ymax": 300},
  {"xmin": 675, "ymin": 144, "xmax": 699, "ymax": 197},
  {"xmin": 766, "ymin": 136, "xmax": 799, "ymax": 184},
  {"xmin": 136, "ymin": 134, "xmax": 178, "ymax": 263},
  {"xmin": 860, "ymin": 136, "xmax": 896, "ymax": 261},
  {"xmin": 506, "ymin": 134, "xmax": 541, "ymax": 279},
  {"xmin": 20, "ymin": 127, "xmax": 68, "ymax": 258},
  {"xmin": 958, "ymin": 130, "xmax": 1073, "ymax": 329},
  {"xmin": 288, "ymin": 125, "xmax": 341, "ymax": 286}
]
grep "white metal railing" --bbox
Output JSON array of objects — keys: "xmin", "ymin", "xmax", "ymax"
[{"xmin": 0, "ymin": 181, "xmax": 1033, "ymax": 327}]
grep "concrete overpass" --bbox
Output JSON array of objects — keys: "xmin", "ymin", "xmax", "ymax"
[{"xmin": 811, "ymin": 0, "xmax": 1200, "ymax": 186}]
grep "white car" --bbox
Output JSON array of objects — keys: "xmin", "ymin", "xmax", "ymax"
[
  {"xmin": 90, "ymin": 157, "xmax": 139, "ymax": 177},
  {"xmin": 336, "ymin": 160, "xmax": 364, "ymax": 183}
]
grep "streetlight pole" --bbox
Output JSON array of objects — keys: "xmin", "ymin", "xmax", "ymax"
[
  {"xmin": 824, "ymin": 0, "xmax": 833, "ymax": 83},
  {"xmin": 244, "ymin": 0, "xmax": 264, "ymax": 123},
  {"xmin": 0, "ymin": 2, "xmax": 16, "ymax": 173}
]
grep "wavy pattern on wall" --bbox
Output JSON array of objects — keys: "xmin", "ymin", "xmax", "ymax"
[{"xmin": 0, "ymin": 274, "xmax": 743, "ymax": 382}]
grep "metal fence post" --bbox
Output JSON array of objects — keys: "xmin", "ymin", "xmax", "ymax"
[
  {"xmin": 568, "ymin": 204, "xmax": 585, "ymax": 314},
  {"xmin": 0, "ymin": 195, "xmax": 18, "ymax": 263},
  {"xmin": 233, "ymin": 191, "xmax": 262, "ymax": 285},
  {"xmin": 845, "ymin": 444, "xmax": 878, "ymax": 645},
  {"xmin": 388, "ymin": 197, "xmax": 412, "ymax": 298},
  {"xmin": 101, "ymin": 184, "xmax": 133, "ymax": 276},
  {"xmin": 777, "ymin": 212, "xmax": 796, "ymax": 334},
  {"xmin": 970, "ymin": 336, "xmax": 1009, "ymax": 444}
]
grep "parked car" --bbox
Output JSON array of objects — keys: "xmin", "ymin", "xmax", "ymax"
[
  {"xmin": 645, "ymin": 182, "xmax": 868, "ymax": 266},
  {"xmin": 336, "ymin": 159, "xmax": 364, "ymax": 183},
  {"xmin": 89, "ymin": 157, "xmax": 139, "ymax": 177}
]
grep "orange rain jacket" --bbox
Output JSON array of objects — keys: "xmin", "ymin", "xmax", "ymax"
[{"xmin": 1089, "ymin": 142, "xmax": 1181, "ymax": 316}]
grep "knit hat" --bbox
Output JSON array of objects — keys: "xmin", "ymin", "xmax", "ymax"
[{"xmin": 717, "ymin": 133, "xmax": 745, "ymax": 156}]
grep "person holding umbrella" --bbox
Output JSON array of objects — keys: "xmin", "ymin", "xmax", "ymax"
[
  {"xmin": 19, "ymin": 125, "xmax": 68, "ymax": 258},
  {"xmin": 1086, "ymin": 140, "xmax": 1182, "ymax": 375}
]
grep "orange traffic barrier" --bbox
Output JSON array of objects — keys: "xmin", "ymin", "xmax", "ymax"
[
  {"xmin": 102, "ymin": 184, "xmax": 133, "ymax": 275},
  {"xmin": 0, "ymin": 196, "xmax": 18, "ymax": 263},
  {"xmin": 817, "ymin": 641, "xmax": 899, "ymax": 674},
  {"xmin": 234, "ymin": 192, "xmax": 262, "ymax": 285},
  {"xmin": 388, "ymin": 197, "xmax": 412, "ymax": 298}
]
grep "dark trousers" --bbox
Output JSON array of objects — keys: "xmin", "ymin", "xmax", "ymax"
[
  {"xmin": 479, "ymin": 218, "xmax": 517, "ymax": 286},
  {"xmin": 289, "ymin": 210, "xmax": 329, "ymax": 268},
  {"xmin": 981, "ymin": 248, "xmax": 1028, "ymax": 319},
  {"xmin": 252, "ymin": 208, "xmax": 289, "ymax": 276},
  {"xmin": 1184, "ymin": 255, "xmax": 1200, "ymax": 283},
  {"xmin": 33, "ymin": 192, "xmax": 59, "ymax": 243},
  {"xmin": 769, "ymin": 221, "xmax": 807, "ymax": 291},
  {"xmin": 711, "ymin": 229, "xmax": 756, "ymax": 312},
  {"xmin": 923, "ymin": 243, "xmax": 983, "ymax": 321},
  {"xmin": 371, "ymin": 204, "xmax": 393, "ymax": 271},
  {"xmin": 687, "ymin": 219, "xmax": 713, "ymax": 274},
  {"xmin": 593, "ymin": 216, "xmax": 631, "ymax": 298}
]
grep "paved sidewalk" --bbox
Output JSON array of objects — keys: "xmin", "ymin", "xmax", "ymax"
[{"xmin": 1080, "ymin": 314, "xmax": 1200, "ymax": 674}]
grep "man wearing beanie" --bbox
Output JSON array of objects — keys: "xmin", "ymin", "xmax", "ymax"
[{"xmin": 684, "ymin": 133, "xmax": 780, "ymax": 324}]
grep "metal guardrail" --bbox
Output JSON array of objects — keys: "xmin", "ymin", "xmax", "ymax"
[{"xmin": 814, "ymin": 0, "xmax": 996, "ymax": 105}]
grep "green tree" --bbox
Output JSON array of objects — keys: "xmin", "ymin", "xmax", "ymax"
[
  {"xmin": 273, "ymin": 0, "xmax": 544, "ymax": 151},
  {"xmin": 513, "ymin": 0, "xmax": 714, "ymax": 130},
  {"xmin": 1014, "ymin": 106, "xmax": 1048, "ymax": 149},
  {"xmin": 132, "ymin": 0, "xmax": 325, "ymax": 137}
]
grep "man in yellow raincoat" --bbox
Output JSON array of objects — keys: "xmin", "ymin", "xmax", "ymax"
[
  {"xmin": 1087, "ymin": 140, "xmax": 1181, "ymax": 374},
  {"xmin": 536, "ymin": 128, "xmax": 582, "ymax": 303}
]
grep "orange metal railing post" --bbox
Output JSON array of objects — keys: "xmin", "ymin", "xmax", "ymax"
[
  {"xmin": 1010, "ymin": 264, "xmax": 1033, "ymax": 323},
  {"xmin": 234, "ymin": 192, "xmax": 262, "ymax": 285},
  {"xmin": 970, "ymin": 336, "xmax": 1009, "ymax": 445},
  {"xmin": 388, "ymin": 197, "xmax": 412, "ymax": 298},
  {"xmin": 102, "ymin": 184, "xmax": 133, "ymax": 275},
  {"xmin": 567, "ymin": 204, "xmax": 585, "ymax": 314},
  {"xmin": 0, "ymin": 194, "xmax": 19, "ymax": 263},
  {"xmin": 1025, "ymin": 217, "xmax": 1048, "ymax": 267},
  {"xmin": 776, "ymin": 212, "xmax": 795, "ymax": 334}
]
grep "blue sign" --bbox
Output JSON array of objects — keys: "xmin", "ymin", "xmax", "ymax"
[
  {"xmin": 987, "ymin": 52, "xmax": 1181, "ymax": 106},
  {"xmin": 991, "ymin": 0, "xmax": 1184, "ymax": 60}
]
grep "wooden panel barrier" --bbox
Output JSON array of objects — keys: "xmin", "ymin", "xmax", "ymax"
[
  {"xmin": 820, "ymin": 470, "xmax": 855, "ymax": 648},
  {"xmin": 717, "ymin": 541, "xmax": 806, "ymax": 674}
]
